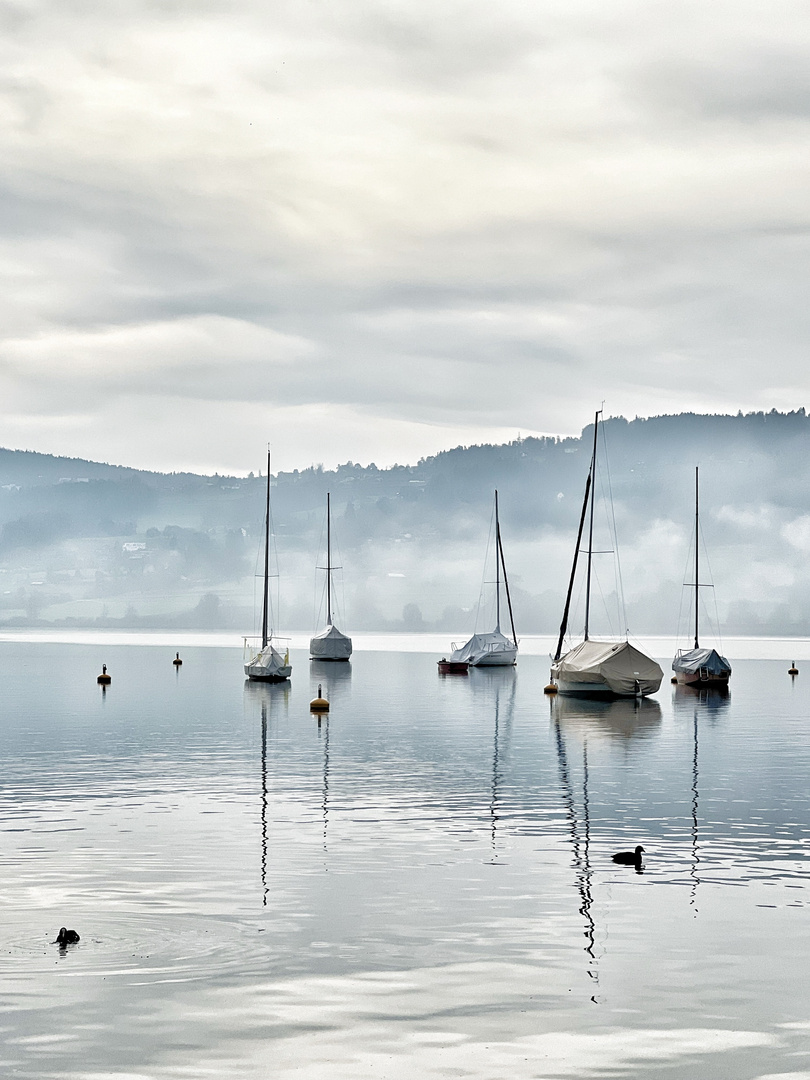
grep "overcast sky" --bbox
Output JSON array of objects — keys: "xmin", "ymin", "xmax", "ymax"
[{"xmin": 2, "ymin": 0, "xmax": 809, "ymax": 474}]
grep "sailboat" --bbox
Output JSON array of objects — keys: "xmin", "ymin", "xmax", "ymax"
[
  {"xmin": 447, "ymin": 491, "xmax": 518, "ymax": 667},
  {"xmin": 244, "ymin": 450, "xmax": 292, "ymax": 682},
  {"xmin": 549, "ymin": 411, "xmax": 663, "ymax": 698},
  {"xmin": 309, "ymin": 493, "xmax": 352, "ymax": 662},
  {"xmin": 672, "ymin": 467, "xmax": 731, "ymax": 687}
]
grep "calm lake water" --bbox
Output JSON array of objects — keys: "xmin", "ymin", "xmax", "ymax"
[{"xmin": 1, "ymin": 639, "xmax": 809, "ymax": 1079}]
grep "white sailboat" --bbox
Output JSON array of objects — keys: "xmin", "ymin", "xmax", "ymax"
[
  {"xmin": 244, "ymin": 450, "xmax": 292, "ymax": 683},
  {"xmin": 550, "ymin": 411, "xmax": 663, "ymax": 698},
  {"xmin": 672, "ymin": 467, "xmax": 731, "ymax": 687},
  {"xmin": 449, "ymin": 491, "xmax": 518, "ymax": 668},
  {"xmin": 310, "ymin": 492, "xmax": 352, "ymax": 662}
]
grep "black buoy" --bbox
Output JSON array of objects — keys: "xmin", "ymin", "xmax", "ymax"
[
  {"xmin": 612, "ymin": 845, "xmax": 645, "ymax": 866},
  {"xmin": 789, "ymin": 662, "xmax": 799, "ymax": 676},
  {"xmin": 97, "ymin": 664, "xmax": 111, "ymax": 685},
  {"xmin": 54, "ymin": 927, "xmax": 80, "ymax": 945},
  {"xmin": 173, "ymin": 652, "xmax": 183, "ymax": 666}
]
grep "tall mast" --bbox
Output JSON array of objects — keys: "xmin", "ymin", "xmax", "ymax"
[
  {"xmin": 261, "ymin": 446, "xmax": 271, "ymax": 649},
  {"xmin": 494, "ymin": 490, "xmax": 501, "ymax": 633},
  {"xmin": 326, "ymin": 492, "xmax": 332, "ymax": 626},
  {"xmin": 554, "ymin": 470, "xmax": 591, "ymax": 662},
  {"xmin": 583, "ymin": 410, "xmax": 601, "ymax": 641},
  {"xmin": 694, "ymin": 466, "xmax": 699, "ymax": 651},
  {"xmin": 495, "ymin": 494, "xmax": 518, "ymax": 647}
]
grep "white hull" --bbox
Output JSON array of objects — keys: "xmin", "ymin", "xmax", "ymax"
[
  {"xmin": 470, "ymin": 645, "xmax": 518, "ymax": 667},
  {"xmin": 310, "ymin": 623, "xmax": 352, "ymax": 662}
]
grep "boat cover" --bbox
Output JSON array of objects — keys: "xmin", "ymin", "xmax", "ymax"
[
  {"xmin": 310, "ymin": 623, "xmax": 353, "ymax": 660},
  {"xmin": 245, "ymin": 643, "xmax": 291, "ymax": 680},
  {"xmin": 672, "ymin": 648, "xmax": 731, "ymax": 676},
  {"xmin": 552, "ymin": 639, "xmax": 663, "ymax": 697},
  {"xmin": 449, "ymin": 629, "xmax": 517, "ymax": 666}
]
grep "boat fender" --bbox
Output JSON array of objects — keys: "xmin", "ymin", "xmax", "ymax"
[
  {"xmin": 310, "ymin": 683, "xmax": 330, "ymax": 711},
  {"xmin": 97, "ymin": 664, "xmax": 111, "ymax": 685}
]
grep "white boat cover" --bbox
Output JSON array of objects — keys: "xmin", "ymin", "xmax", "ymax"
[
  {"xmin": 551, "ymin": 639, "xmax": 663, "ymax": 697},
  {"xmin": 672, "ymin": 648, "xmax": 731, "ymax": 676},
  {"xmin": 244, "ymin": 643, "xmax": 291, "ymax": 681},
  {"xmin": 309, "ymin": 623, "xmax": 352, "ymax": 661},
  {"xmin": 449, "ymin": 630, "xmax": 517, "ymax": 667}
]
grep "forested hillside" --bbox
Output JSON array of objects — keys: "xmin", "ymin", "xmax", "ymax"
[{"xmin": 1, "ymin": 408, "xmax": 809, "ymax": 636}]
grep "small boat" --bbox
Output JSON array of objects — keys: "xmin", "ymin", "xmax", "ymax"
[
  {"xmin": 437, "ymin": 658, "xmax": 469, "ymax": 675},
  {"xmin": 310, "ymin": 493, "xmax": 352, "ymax": 662},
  {"xmin": 549, "ymin": 411, "xmax": 663, "ymax": 698},
  {"xmin": 672, "ymin": 467, "xmax": 731, "ymax": 688},
  {"xmin": 244, "ymin": 449, "xmax": 292, "ymax": 683},
  {"xmin": 447, "ymin": 491, "xmax": 518, "ymax": 668}
]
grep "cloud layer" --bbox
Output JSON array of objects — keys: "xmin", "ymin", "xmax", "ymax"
[{"xmin": 2, "ymin": 1, "xmax": 810, "ymax": 471}]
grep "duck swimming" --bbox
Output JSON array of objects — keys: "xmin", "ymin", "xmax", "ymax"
[
  {"xmin": 54, "ymin": 927, "xmax": 80, "ymax": 945},
  {"xmin": 612, "ymin": 845, "xmax": 645, "ymax": 865}
]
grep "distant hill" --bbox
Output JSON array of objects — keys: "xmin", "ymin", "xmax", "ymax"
[{"xmin": 1, "ymin": 408, "xmax": 809, "ymax": 636}]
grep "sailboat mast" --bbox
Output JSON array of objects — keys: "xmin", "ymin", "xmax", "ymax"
[
  {"xmin": 494, "ymin": 490, "xmax": 501, "ymax": 632},
  {"xmin": 554, "ymin": 471, "xmax": 591, "ymax": 662},
  {"xmin": 694, "ymin": 466, "xmax": 699, "ymax": 651},
  {"xmin": 583, "ymin": 410, "xmax": 600, "ymax": 641},
  {"xmin": 326, "ymin": 492, "xmax": 332, "ymax": 626},
  {"xmin": 261, "ymin": 447, "xmax": 271, "ymax": 649},
  {"xmin": 495, "ymin": 503, "xmax": 518, "ymax": 647}
]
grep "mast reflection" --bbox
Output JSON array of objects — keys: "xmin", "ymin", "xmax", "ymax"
[
  {"xmin": 553, "ymin": 716, "xmax": 598, "ymax": 1000},
  {"xmin": 245, "ymin": 682, "xmax": 289, "ymax": 906},
  {"xmin": 488, "ymin": 674, "xmax": 515, "ymax": 861}
]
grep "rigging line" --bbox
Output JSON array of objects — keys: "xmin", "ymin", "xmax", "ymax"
[
  {"xmin": 698, "ymin": 515, "xmax": 724, "ymax": 649},
  {"xmin": 474, "ymin": 501, "xmax": 497, "ymax": 634},
  {"xmin": 495, "ymin": 500, "xmax": 518, "ymax": 646},
  {"xmin": 598, "ymin": 420, "xmax": 628, "ymax": 636}
]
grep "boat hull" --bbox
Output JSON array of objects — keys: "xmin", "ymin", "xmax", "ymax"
[
  {"xmin": 672, "ymin": 648, "xmax": 731, "ymax": 688},
  {"xmin": 551, "ymin": 640, "xmax": 663, "ymax": 699},
  {"xmin": 470, "ymin": 649, "xmax": 517, "ymax": 667},
  {"xmin": 244, "ymin": 667, "xmax": 291, "ymax": 683},
  {"xmin": 438, "ymin": 660, "xmax": 469, "ymax": 674}
]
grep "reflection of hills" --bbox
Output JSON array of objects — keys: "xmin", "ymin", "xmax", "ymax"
[
  {"xmin": 550, "ymin": 694, "xmax": 662, "ymax": 741},
  {"xmin": 672, "ymin": 683, "xmax": 730, "ymax": 719}
]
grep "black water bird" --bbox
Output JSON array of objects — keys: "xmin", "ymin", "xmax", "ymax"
[
  {"xmin": 54, "ymin": 927, "xmax": 80, "ymax": 945},
  {"xmin": 612, "ymin": 845, "xmax": 645, "ymax": 866}
]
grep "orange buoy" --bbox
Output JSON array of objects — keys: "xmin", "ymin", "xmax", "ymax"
[
  {"xmin": 544, "ymin": 682, "xmax": 558, "ymax": 695},
  {"xmin": 97, "ymin": 664, "xmax": 111, "ymax": 685},
  {"xmin": 789, "ymin": 662, "xmax": 799, "ymax": 675},
  {"xmin": 173, "ymin": 652, "xmax": 183, "ymax": 666},
  {"xmin": 310, "ymin": 683, "xmax": 329, "ymax": 711}
]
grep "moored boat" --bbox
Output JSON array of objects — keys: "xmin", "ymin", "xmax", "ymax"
[
  {"xmin": 446, "ymin": 491, "xmax": 518, "ymax": 668},
  {"xmin": 672, "ymin": 467, "xmax": 731, "ymax": 688},
  {"xmin": 244, "ymin": 449, "xmax": 292, "ymax": 683},
  {"xmin": 309, "ymin": 493, "xmax": 352, "ymax": 662},
  {"xmin": 549, "ymin": 411, "xmax": 663, "ymax": 699}
]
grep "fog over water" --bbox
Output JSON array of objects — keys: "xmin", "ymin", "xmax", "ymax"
[{"xmin": 1, "ymin": 410, "xmax": 809, "ymax": 640}]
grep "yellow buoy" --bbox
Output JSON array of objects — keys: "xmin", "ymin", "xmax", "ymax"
[
  {"xmin": 671, "ymin": 676, "xmax": 678, "ymax": 684},
  {"xmin": 544, "ymin": 682, "xmax": 558, "ymax": 695},
  {"xmin": 97, "ymin": 664, "xmax": 111, "ymax": 685},
  {"xmin": 173, "ymin": 652, "xmax": 183, "ymax": 666},
  {"xmin": 310, "ymin": 683, "xmax": 329, "ymax": 711},
  {"xmin": 789, "ymin": 662, "xmax": 799, "ymax": 675}
]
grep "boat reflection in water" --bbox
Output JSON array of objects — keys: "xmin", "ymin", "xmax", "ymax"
[
  {"xmin": 672, "ymin": 682, "xmax": 730, "ymax": 720},
  {"xmin": 549, "ymin": 693, "xmax": 663, "ymax": 742},
  {"xmin": 243, "ymin": 682, "xmax": 290, "ymax": 906}
]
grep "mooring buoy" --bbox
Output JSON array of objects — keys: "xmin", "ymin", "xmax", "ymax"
[
  {"xmin": 544, "ymin": 682, "xmax": 558, "ymax": 695},
  {"xmin": 789, "ymin": 662, "xmax": 799, "ymax": 675},
  {"xmin": 310, "ymin": 683, "xmax": 329, "ymax": 711},
  {"xmin": 97, "ymin": 664, "xmax": 111, "ymax": 685},
  {"xmin": 173, "ymin": 652, "xmax": 183, "ymax": 666}
]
